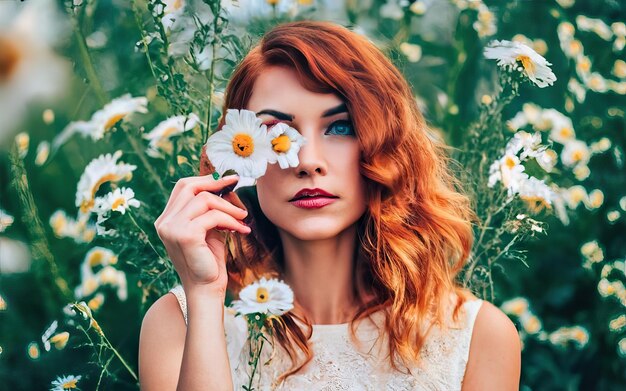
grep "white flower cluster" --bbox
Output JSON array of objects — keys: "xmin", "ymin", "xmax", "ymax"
[
  {"xmin": 55, "ymin": 94, "xmax": 148, "ymax": 149},
  {"xmin": 557, "ymin": 21, "xmax": 626, "ymax": 99},
  {"xmin": 75, "ymin": 151, "xmax": 137, "ymax": 215},
  {"xmin": 49, "ymin": 210, "xmax": 96, "ymax": 244},
  {"xmin": 501, "ymin": 297, "xmax": 590, "ymax": 350},
  {"xmin": 487, "ymin": 130, "xmax": 556, "ymax": 212},
  {"xmin": 74, "ymin": 247, "xmax": 127, "ymax": 307}
]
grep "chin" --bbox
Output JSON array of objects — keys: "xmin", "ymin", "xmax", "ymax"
[{"xmin": 277, "ymin": 217, "xmax": 354, "ymax": 241}]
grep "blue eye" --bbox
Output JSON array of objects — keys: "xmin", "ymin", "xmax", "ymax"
[{"xmin": 325, "ymin": 120, "xmax": 355, "ymax": 136}]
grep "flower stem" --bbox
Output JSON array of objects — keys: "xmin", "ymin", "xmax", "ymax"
[
  {"xmin": 71, "ymin": 10, "xmax": 108, "ymax": 106},
  {"xmin": 127, "ymin": 210, "xmax": 166, "ymax": 261},
  {"xmin": 125, "ymin": 129, "xmax": 170, "ymax": 201},
  {"xmin": 8, "ymin": 146, "xmax": 73, "ymax": 304}
]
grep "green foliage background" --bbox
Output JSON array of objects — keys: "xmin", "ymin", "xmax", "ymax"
[{"xmin": 0, "ymin": 0, "xmax": 625, "ymax": 390}]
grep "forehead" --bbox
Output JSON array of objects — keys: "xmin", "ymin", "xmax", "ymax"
[{"xmin": 246, "ymin": 65, "xmax": 344, "ymax": 114}]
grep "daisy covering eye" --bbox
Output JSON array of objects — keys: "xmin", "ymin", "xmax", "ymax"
[{"xmin": 204, "ymin": 109, "xmax": 306, "ymax": 190}]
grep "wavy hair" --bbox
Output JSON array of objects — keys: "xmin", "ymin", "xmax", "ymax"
[{"xmin": 199, "ymin": 20, "xmax": 477, "ymax": 383}]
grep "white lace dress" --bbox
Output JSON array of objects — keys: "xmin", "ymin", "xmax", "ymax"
[{"xmin": 169, "ymin": 285, "xmax": 483, "ymax": 390}]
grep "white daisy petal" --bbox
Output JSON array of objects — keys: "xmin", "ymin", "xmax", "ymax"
[{"xmin": 484, "ymin": 40, "xmax": 557, "ymax": 88}]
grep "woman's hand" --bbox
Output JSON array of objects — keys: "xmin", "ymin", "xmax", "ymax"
[{"xmin": 154, "ymin": 174, "xmax": 250, "ymax": 296}]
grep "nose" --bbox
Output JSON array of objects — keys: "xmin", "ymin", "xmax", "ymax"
[{"xmin": 294, "ymin": 133, "xmax": 327, "ymax": 178}]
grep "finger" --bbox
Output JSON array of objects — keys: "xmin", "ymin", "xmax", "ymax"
[
  {"xmin": 192, "ymin": 209, "xmax": 251, "ymax": 235},
  {"xmin": 162, "ymin": 175, "xmax": 240, "ymax": 220},
  {"xmin": 177, "ymin": 191, "xmax": 248, "ymax": 222}
]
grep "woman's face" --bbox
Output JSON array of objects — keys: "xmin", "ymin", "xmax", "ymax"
[{"xmin": 248, "ymin": 65, "xmax": 367, "ymax": 241}]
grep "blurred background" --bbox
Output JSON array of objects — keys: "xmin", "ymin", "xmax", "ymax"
[{"xmin": 0, "ymin": 0, "xmax": 625, "ymax": 389}]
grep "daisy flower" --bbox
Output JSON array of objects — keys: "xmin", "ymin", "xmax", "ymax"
[
  {"xmin": 50, "ymin": 374, "xmax": 81, "ymax": 391},
  {"xmin": 484, "ymin": 39, "xmax": 557, "ymax": 88},
  {"xmin": 487, "ymin": 153, "xmax": 527, "ymax": 193},
  {"xmin": 0, "ymin": 208, "xmax": 14, "ymax": 232},
  {"xmin": 143, "ymin": 113, "xmax": 199, "ymax": 158},
  {"xmin": 560, "ymin": 139, "xmax": 591, "ymax": 168},
  {"xmin": 161, "ymin": 0, "xmax": 186, "ymax": 31},
  {"xmin": 75, "ymin": 151, "xmax": 137, "ymax": 214},
  {"xmin": 94, "ymin": 187, "xmax": 141, "ymax": 216},
  {"xmin": 231, "ymin": 277, "xmax": 294, "ymax": 316},
  {"xmin": 268, "ymin": 122, "xmax": 307, "ymax": 169},
  {"xmin": 399, "ymin": 42, "xmax": 422, "ymax": 63},
  {"xmin": 49, "ymin": 210, "xmax": 96, "ymax": 243},
  {"xmin": 548, "ymin": 326, "xmax": 590, "ymax": 348},
  {"xmin": 500, "ymin": 297, "xmax": 530, "ymax": 317},
  {"xmin": 54, "ymin": 94, "xmax": 148, "ymax": 149},
  {"xmin": 0, "ymin": 0, "xmax": 70, "ymax": 140},
  {"xmin": 205, "ymin": 109, "xmax": 276, "ymax": 186},
  {"xmin": 517, "ymin": 176, "xmax": 556, "ymax": 213}
]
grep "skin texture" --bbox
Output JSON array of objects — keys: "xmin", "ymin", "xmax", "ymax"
[{"xmin": 250, "ymin": 65, "xmax": 368, "ymax": 325}]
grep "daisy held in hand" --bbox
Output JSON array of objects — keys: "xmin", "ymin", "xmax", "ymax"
[
  {"xmin": 230, "ymin": 277, "xmax": 295, "ymax": 391},
  {"xmin": 204, "ymin": 109, "xmax": 306, "ymax": 190}
]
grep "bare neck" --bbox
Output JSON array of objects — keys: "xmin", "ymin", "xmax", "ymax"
[{"xmin": 279, "ymin": 225, "xmax": 360, "ymax": 325}]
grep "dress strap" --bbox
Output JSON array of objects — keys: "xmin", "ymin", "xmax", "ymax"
[
  {"xmin": 461, "ymin": 299, "xmax": 483, "ymax": 364},
  {"xmin": 169, "ymin": 285, "xmax": 188, "ymax": 325}
]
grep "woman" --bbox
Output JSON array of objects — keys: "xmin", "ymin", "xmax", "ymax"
[{"xmin": 138, "ymin": 21, "xmax": 521, "ymax": 390}]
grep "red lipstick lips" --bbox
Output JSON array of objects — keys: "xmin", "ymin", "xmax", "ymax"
[{"xmin": 289, "ymin": 188, "xmax": 338, "ymax": 209}]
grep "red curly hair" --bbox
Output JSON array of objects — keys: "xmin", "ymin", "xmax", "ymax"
[{"xmin": 199, "ymin": 20, "xmax": 477, "ymax": 383}]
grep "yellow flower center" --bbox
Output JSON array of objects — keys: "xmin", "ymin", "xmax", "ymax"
[
  {"xmin": 88, "ymin": 295, "xmax": 104, "ymax": 310},
  {"xmin": 256, "ymin": 287, "xmax": 270, "ymax": 303},
  {"xmin": 0, "ymin": 37, "xmax": 21, "ymax": 82},
  {"xmin": 62, "ymin": 379, "xmax": 78, "ymax": 389},
  {"xmin": 81, "ymin": 173, "xmax": 123, "ymax": 213},
  {"xmin": 111, "ymin": 197, "xmax": 126, "ymax": 211},
  {"xmin": 272, "ymin": 135, "xmax": 291, "ymax": 153},
  {"xmin": 504, "ymin": 156, "xmax": 517, "ymax": 169},
  {"xmin": 559, "ymin": 127, "xmax": 573, "ymax": 138},
  {"xmin": 520, "ymin": 195, "xmax": 552, "ymax": 213},
  {"xmin": 51, "ymin": 215, "xmax": 67, "ymax": 234},
  {"xmin": 516, "ymin": 55, "xmax": 535, "ymax": 74},
  {"xmin": 104, "ymin": 113, "xmax": 127, "ymax": 130},
  {"xmin": 161, "ymin": 126, "xmax": 179, "ymax": 138},
  {"xmin": 572, "ymin": 150, "xmax": 583, "ymax": 162},
  {"xmin": 231, "ymin": 134, "xmax": 254, "ymax": 157},
  {"xmin": 28, "ymin": 343, "xmax": 40, "ymax": 359},
  {"xmin": 50, "ymin": 332, "xmax": 70, "ymax": 349},
  {"xmin": 88, "ymin": 250, "xmax": 105, "ymax": 267}
]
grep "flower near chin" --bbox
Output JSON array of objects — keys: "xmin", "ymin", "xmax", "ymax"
[
  {"xmin": 205, "ymin": 109, "xmax": 276, "ymax": 189},
  {"xmin": 230, "ymin": 277, "xmax": 294, "ymax": 390},
  {"xmin": 75, "ymin": 151, "xmax": 137, "ymax": 214},
  {"xmin": 231, "ymin": 277, "xmax": 295, "ymax": 316},
  {"xmin": 143, "ymin": 113, "xmax": 199, "ymax": 158},
  {"xmin": 53, "ymin": 94, "xmax": 148, "ymax": 149},
  {"xmin": 50, "ymin": 374, "xmax": 81, "ymax": 391},
  {"xmin": 484, "ymin": 40, "xmax": 557, "ymax": 88},
  {"xmin": 0, "ymin": 0, "xmax": 70, "ymax": 142},
  {"xmin": 268, "ymin": 122, "xmax": 307, "ymax": 169}
]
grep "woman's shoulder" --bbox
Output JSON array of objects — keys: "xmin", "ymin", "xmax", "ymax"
[{"xmin": 462, "ymin": 298, "xmax": 522, "ymax": 390}]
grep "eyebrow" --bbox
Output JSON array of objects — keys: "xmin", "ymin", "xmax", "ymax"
[{"xmin": 256, "ymin": 102, "xmax": 348, "ymax": 121}]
